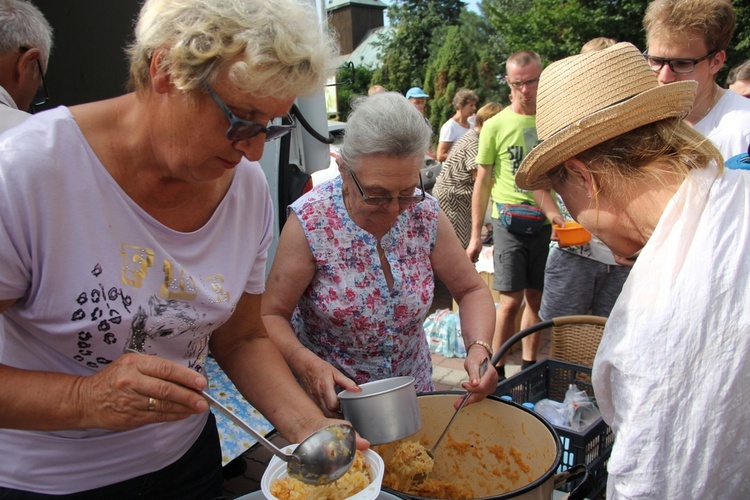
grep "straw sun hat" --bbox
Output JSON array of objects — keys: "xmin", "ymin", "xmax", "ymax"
[{"xmin": 515, "ymin": 42, "xmax": 697, "ymax": 190}]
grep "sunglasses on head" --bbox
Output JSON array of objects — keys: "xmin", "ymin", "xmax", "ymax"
[{"xmin": 204, "ymin": 85, "xmax": 294, "ymax": 142}]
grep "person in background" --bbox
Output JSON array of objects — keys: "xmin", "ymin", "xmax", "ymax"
[
  {"xmin": 0, "ymin": 0, "xmax": 53, "ymax": 132},
  {"xmin": 368, "ymin": 84, "xmax": 386, "ymax": 96},
  {"xmin": 405, "ymin": 86, "xmax": 430, "ymax": 125},
  {"xmin": 580, "ymin": 36, "xmax": 616, "ymax": 54},
  {"xmin": 516, "ymin": 40, "xmax": 750, "ymax": 500},
  {"xmin": 0, "ymin": 0, "xmax": 357, "ymax": 497},
  {"xmin": 263, "ymin": 92, "xmax": 498, "ymax": 417},
  {"xmin": 532, "ymin": 36, "xmax": 631, "ymax": 324},
  {"xmin": 468, "ymin": 50, "xmax": 545, "ymax": 380},
  {"xmin": 436, "ymin": 88, "xmax": 479, "ymax": 162},
  {"xmin": 644, "ymin": 0, "xmax": 750, "ymax": 158},
  {"xmin": 433, "ymin": 102, "xmax": 502, "ymax": 249},
  {"xmin": 406, "ymin": 86, "xmax": 434, "ymax": 157},
  {"xmin": 727, "ymin": 59, "xmax": 750, "ymax": 98}
]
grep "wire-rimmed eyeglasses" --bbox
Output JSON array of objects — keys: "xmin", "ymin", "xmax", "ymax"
[
  {"xmin": 642, "ymin": 51, "xmax": 717, "ymax": 74},
  {"xmin": 348, "ymin": 167, "xmax": 425, "ymax": 207},
  {"xmin": 204, "ymin": 84, "xmax": 295, "ymax": 142},
  {"xmin": 19, "ymin": 46, "xmax": 49, "ymax": 108}
]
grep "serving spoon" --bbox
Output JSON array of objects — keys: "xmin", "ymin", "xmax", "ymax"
[
  {"xmin": 202, "ymin": 390, "xmax": 356, "ymax": 485},
  {"xmin": 409, "ymin": 358, "xmax": 489, "ymax": 484},
  {"xmin": 122, "ymin": 346, "xmax": 356, "ymax": 484},
  {"xmin": 427, "ymin": 357, "xmax": 489, "ymax": 459}
]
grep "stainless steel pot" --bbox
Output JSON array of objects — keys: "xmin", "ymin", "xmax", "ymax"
[
  {"xmin": 339, "ymin": 376, "xmax": 421, "ymax": 445},
  {"xmin": 377, "ymin": 393, "xmax": 589, "ymax": 500}
]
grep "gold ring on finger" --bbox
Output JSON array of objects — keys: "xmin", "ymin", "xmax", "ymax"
[{"xmin": 148, "ymin": 397, "xmax": 157, "ymax": 412}]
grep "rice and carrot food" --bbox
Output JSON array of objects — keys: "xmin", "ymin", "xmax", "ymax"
[
  {"xmin": 270, "ymin": 450, "xmax": 371, "ymax": 500},
  {"xmin": 376, "ymin": 436, "xmax": 533, "ymax": 499}
]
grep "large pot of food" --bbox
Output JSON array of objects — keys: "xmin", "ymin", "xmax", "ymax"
[{"xmin": 375, "ymin": 393, "xmax": 589, "ymax": 500}]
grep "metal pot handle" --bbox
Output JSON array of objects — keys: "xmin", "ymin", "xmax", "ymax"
[{"xmin": 552, "ymin": 464, "xmax": 593, "ymax": 500}]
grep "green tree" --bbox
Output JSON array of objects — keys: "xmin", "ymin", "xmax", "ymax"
[
  {"xmin": 482, "ymin": 0, "xmax": 649, "ymax": 66},
  {"xmin": 424, "ymin": 25, "xmax": 480, "ymax": 136},
  {"xmin": 373, "ymin": 0, "xmax": 464, "ymax": 94},
  {"xmin": 334, "ymin": 63, "xmax": 374, "ymax": 122},
  {"xmin": 725, "ymin": 0, "xmax": 750, "ymax": 86}
]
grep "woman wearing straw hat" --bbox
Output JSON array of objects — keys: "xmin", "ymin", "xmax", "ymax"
[{"xmin": 516, "ymin": 42, "xmax": 750, "ymax": 498}]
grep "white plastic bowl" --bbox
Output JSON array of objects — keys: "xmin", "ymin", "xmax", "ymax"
[{"xmin": 261, "ymin": 444, "xmax": 384, "ymax": 500}]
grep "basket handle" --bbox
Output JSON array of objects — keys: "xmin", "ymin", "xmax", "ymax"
[{"xmin": 490, "ymin": 320, "xmax": 554, "ymax": 367}]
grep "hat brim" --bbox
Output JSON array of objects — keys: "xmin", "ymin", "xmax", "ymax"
[{"xmin": 516, "ymin": 80, "xmax": 697, "ymax": 191}]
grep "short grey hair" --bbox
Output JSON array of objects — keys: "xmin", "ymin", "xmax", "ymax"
[
  {"xmin": 339, "ymin": 92, "xmax": 432, "ymax": 170},
  {"xmin": 0, "ymin": 0, "xmax": 53, "ymax": 70},
  {"xmin": 127, "ymin": 0, "xmax": 339, "ymax": 98}
]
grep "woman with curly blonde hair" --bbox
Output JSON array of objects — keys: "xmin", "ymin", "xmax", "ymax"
[{"xmin": 0, "ymin": 0, "xmax": 351, "ymax": 497}]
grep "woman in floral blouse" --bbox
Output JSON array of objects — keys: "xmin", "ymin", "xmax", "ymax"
[{"xmin": 263, "ymin": 92, "xmax": 497, "ymax": 417}]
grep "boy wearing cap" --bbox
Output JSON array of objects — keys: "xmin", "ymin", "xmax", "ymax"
[
  {"xmin": 468, "ymin": 50, "xmax": 545, "ymax": 378},
  {"xmin": 644, "ymin": 0, "xmax": 750, "ymax": 159}
]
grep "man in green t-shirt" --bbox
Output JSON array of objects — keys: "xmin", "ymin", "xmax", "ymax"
[{"xmin": 468, "ymin": 50, "xmax": 548, "ymax": 379}]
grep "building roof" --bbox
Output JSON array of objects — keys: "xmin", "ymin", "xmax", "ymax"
[
  {"xmin": 336, "ymin": 25, "xmax": 391, "ymax": 69},
  {"xmin": 326, "ymin": 0, "xmax": 387, "ymax": 10}
]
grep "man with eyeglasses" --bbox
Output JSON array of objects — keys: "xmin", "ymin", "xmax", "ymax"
[
  {"xmin": 0, "ymin": 0, "xmax": 53, "ymax": 132},
  {"xmin": 468, "ymin": 50, "xmax": 549, "ymax": 380},
  {"xmin": 644, "ymin": 0, "xmax": 750, "ymax": 159}
]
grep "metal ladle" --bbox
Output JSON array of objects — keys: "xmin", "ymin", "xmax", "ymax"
[{"xmin": 201, "ymin": 390, "xmax": 356, "ymax": 485}]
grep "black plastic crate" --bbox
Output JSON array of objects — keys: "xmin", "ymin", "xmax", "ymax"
[{"xmin": 494, "ymin": 359, "xmax": 614, "ymax": 499}]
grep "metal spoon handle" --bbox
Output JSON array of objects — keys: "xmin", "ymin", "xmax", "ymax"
[
  {"xmin": 430, "ymin": 357, "xmax": 488, "ymax": 456},
  {"xmin": 201, "ymin": 390, "xmax": 293, "ymax": 463}
]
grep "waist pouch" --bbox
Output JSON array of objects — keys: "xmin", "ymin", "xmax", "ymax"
[{"xmin": 497, "ymin": 203, "xmax": 545, "ymax": 235}]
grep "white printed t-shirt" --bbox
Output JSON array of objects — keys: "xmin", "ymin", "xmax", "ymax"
[{"xmin": 0, "ymin": 107, "xmax": 273, "ymax": 493}]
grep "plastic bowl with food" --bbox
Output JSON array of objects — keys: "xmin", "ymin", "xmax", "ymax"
[
  {"xmin": 339, "ymin": 377, "xmax": 421, "ymax": 445},
  {"xmin": 261, "ymin": 444, "xmax": 385, "ymax": 500},
  {"xmin": 553, "ymin": 221, "xmax": 592, "ymax": 247}
]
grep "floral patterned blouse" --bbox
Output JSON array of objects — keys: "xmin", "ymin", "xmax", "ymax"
[{"xmin": 289, "ymin": 176, "xmax": 437, "ymax": 392}]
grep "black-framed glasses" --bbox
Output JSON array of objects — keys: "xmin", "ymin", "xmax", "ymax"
[
  {"xmin": 508, "ymin": 78, "xmax": 540, "ymax": 90},
  {"xmin": 204, "ymin": 84, "xmax": 294, "ymax": 142},
  {"xmin": 348, "ymin": 168, "xmax": 425, "ymax": 207},
  {"xmin": 19, "ymin": 46, "xmax": 50, "ymax": 108},
  {"xmin": 642, "ymin": 51, "xmax": 717, "ymax": 74}
]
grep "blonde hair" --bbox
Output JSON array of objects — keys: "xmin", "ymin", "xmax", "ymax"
[
  {"xmin": 549, "ymin": 117, "xmax": 723, "ymax": 201},
  {"xmin": 507, "ymin": 50, "xmax": 542, "ymax": 69},
  {"xmin": 644, "ymin": 0, "xmax": 736, "ymax": 54},
  {"xmin": 127, "ymin": 0, "xmax": 338, "ymax": 98},
  {"xmin": 727, "ymin": 59, "xmax": 750, "ymax": 86},
  {"xmin": 475, "ymin": 102, "xmax": 502, "ymax": 128},
  {"xmin": 580, "ymin": 37, "xmax": 617, "ymax": 54}
]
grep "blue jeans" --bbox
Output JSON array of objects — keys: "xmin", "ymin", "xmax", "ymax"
[{"xmin": 0, "ymin": 413, "xmax": 224, "ymax": 499}]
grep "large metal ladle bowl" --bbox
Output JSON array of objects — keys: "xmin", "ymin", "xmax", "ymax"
[{"xmin": 202, "ymin": 390, "xmax": 356, "ymax": 485}]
